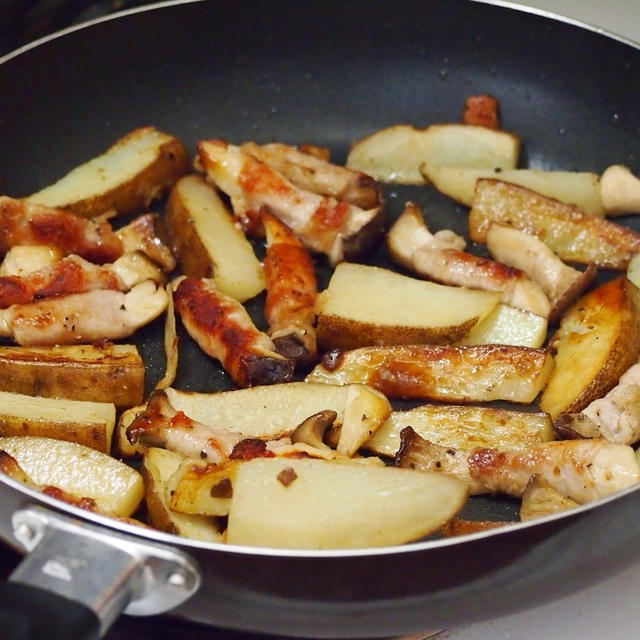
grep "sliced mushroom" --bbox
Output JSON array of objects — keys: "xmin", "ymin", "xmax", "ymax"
[{"xmin": 290, "ymin": 410, "xmax": 338, "ymax": 451}]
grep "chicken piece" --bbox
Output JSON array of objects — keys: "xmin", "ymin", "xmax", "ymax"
[
  {"xmin": 240, "ymin": 141, "xmax": 381, "ymax": 210},
  {"xmin": 569, "ymin": 363, "xmax": 640, "ymax": 446},
  {"xmin": 196, "ymin": 140, "xmax": 384, "ymax": 265},
  {"xmin": 0, "ymin": 254, "xmax": 121, "ymax": 308},
  {"xmin": 126, "ymin": 389, "xmax": 244, "ymax": 462},
  {"xmin": 0, "ymin": 196, "xmax": 122, "ymax": 264},
  {"xmin": 262, "ymin": 211, "xmax": 318, "ymax": 367},
  {"xmin": 116, "ymin": 213, "xmax": 176, "ymax": 272},
  {"xmin": 387, "ymin": 203, "xmax": 551, "ymax": 317},
  {"xmin": 468, "ymin": 439, "xmax": 640, "ymax": 503},
  {"xmin": 486, "ymin": 224, "xmax": 596, "ymax": 323},
  {"xmin": 462, "ymin": 94, "xmax": 500, "ymax": 129},
  {"xmin": 0, "ymin": 280, "xmax": 168, "ymax": 346},
  {"xmin": 173, "ymin": 277, "xmax": 294, "ymax": 387}
]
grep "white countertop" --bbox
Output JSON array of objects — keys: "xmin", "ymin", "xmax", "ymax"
[{"xmin": 442, "ymin": 3, "xmax": 640, "ymax": 639}]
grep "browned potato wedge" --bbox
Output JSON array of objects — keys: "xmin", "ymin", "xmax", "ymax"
[
  {"xmin": 365, "ymin": 404, "xmax": 553, "ymax": 458},
  {"xmin": 225, "ymin": 457, "xmax": 468, "ymax": 549},
  {"xmin": 519, "ymin": 474, "xmax": 579, "ymax": 522},
  {"xmin": 0, "ymin": 436, "xmax": 143, "ymax": 517},
  {"xmin": 315, "ymin": 262, "xmax": 501, "ymax": 350},
  {"xmin": 420, "ymin": 164, "xmax": 603, "ymax": 215},
  {"xmin": 164, "ymin": 175, "xmax": 265, "ymax": 302},
  {"xmin": 27, "ymin": 127, "xmax": 190, "ymax": 218},
  {"xmin": 165, "ymin": 457, "xmax": 239, "ymax": 517},
  {"xmin": 0, "ymin": 390, "xmax": 115, "ymax": 453},
  {"xmin": 141, "ymin": 447, "xmax": 224, "ymax": 541},
  {"xmin": 346, "ymin": 124, "xmax": 519, "ymax": 184},
  {"xmin": 469, "ymin": 179, "xmax": 640, "ymax": 270},
  {"xmin": 540, "ymin": 276, "xmax": 640, "ymax": 420},
  {"xmin": 599, "ymin": 165, "xmax": 640, "ymax": 216},
  {"xmin": 457, "ymin": 303, "xmax": 547, "ymax": 348},
  {"xmin": 0, "ymin": 343, "xmax": 144, "ymax": 409},
  {"xmin": 306, "ymin": 344, "xmax": 554, "ymax": 403}
]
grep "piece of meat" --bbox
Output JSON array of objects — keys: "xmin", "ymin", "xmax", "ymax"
[
  {"xmin": 462, "ymin": 94, "xmax": 500, "ymax": 129},
  {"xmin": 0, "ymin": 255, "xmax": 121, "ymax": 308},
  {"xmin": 262, "ymin": 211, "xmax": 317, "ymax": 366},
  {"xmin": 116, "ymin": 213, "xmax": 176, "ymax": 272},
  {"xmin": 241, "ymin": 141, "xmax": 381, "ymax": 209},
  {"xmin": 468, "ymin": 439, "xmax": 640, "ymax": 503},
  {"xmin": 0, "ymin": 280, "xmax": 167, "ymax": 345},
  {"xmin": 173, "ymin": 277, "xmax": 294, "ymax": 387},
  {"xmin": 127, "ymin": 390, "xmax": 243, "ymax": 462},
  {"xmin": 0, "ymin": 196, "xmax": 122, "ymax": 264},
  {"xmin": 196, "ymin": 140, "xmax": 384, "ymax": 265}
]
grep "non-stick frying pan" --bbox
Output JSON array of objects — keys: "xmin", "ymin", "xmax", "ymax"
[{"xmin": 1, "ymin": 1, "xmax": 640, "ymax": 638}]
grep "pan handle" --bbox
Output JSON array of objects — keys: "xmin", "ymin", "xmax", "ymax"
[{"xmin": 4, "ymin": 504, "xmax": 201, "ymax": 639}]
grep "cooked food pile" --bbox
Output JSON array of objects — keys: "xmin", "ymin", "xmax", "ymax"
[{"xmin": 2, "ymin": 98, "xmax": 640, "ymax": 549}]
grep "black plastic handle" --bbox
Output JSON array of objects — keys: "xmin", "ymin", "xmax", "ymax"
[{"xmin": 0, "ymin": 582, "xmax": 100, "ymax": 640}]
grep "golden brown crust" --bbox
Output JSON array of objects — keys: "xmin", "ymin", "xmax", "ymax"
[{"xmin": 469, "ymin": 179, "xmax": 640, "ymax": 270}]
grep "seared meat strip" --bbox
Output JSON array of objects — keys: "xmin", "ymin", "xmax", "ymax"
[
  {"xmin": 468, "ymin": 439, "xmax": 639, "ymax": 503},
  {"xmin": 0, "ymin": 255, "xmax": 121, "ymax": 308},
  {"xmin": 0, "ymin": 196, "xmax": 122, "ymax": 264},
  {"xmin": 241, "ymin": 141, "xmax": 381, "ymax": 210},
  {"xmin": 173, "ymin": 277, "xmax": 294, "ymax": 387},
  {"xmin": 196, "ymin": 140, "xmax": 384, "ymax": 265},
  {"xmin": 0, "ymin": 280, "xmax": 167, "ymax": 346},
  {"xmin": 262, "ymin": 211, "xmax": 317, "ymax": 366}
]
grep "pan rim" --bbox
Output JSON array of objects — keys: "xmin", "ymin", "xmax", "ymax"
[{"xmin": 2, "ymin": 470, "xmax": 638, "ymax": 559}]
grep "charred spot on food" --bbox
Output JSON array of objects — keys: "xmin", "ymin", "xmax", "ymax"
[
  {"xmin": 277, "ymin": 467, "xmax": 298, "ymax": 487},
  {"xmin": 230, "ymin": 438, "xmax": 275, "ymax": 461},
  {"xmin": 341, "ymin": 206, "xmax": 386, "ymax": 262},
  {"xmin": 321, "ymin": 348, "xmax": 344, "ymax": 371},
  {"xmin": 210, "ymin": 477, "xmax": 233, "ymax": 499},
  {"xmin": 243, "ymin": 353, "xmax": 294, "ymax": 387},
  {"xmin": 272, "ymin": 334, "xmax": 309, "ymax": 362}
]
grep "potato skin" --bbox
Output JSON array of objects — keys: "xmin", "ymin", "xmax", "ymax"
[
  {"xmin": 61, "ymin": 134, "xmax": 190, "ymax": 219},
  {"xmin": 0, "ymin": 344, "xmax": 144, "ymax": 410},
  {"xmin": 316, "ymin": 313, "xmax": 478, "ymax": 351},
  {"xmin": 164, "ymin": 183, "xmax": 216, "ymax": 279}
]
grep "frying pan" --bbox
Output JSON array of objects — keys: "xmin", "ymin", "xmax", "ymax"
[{"xmin": 1, "ymin": 0, "xmax": 640, "ymax": 638}]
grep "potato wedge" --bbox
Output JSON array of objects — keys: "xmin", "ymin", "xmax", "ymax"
[
  {"xmin": 315, "ymin": 262, "xmax": 500, "ymax": 350},
  {"xmin": 421, "ymin": 164, "xmax": 603, "ymax": 215},
  {"xmin": 469, "ymin": 179, "xmax": 640, "ymax": 270},
  {"xmin": 307, "ymin": 344, "xmax": 554, "ymax": 403},
  {"xmin": 27, "ymin": 127, "xmax": 190, "ymax": 218},
  {"xmin": 166, "ymin": 457, "xmax": 238, "ymax": 517},
  {"xmin": 0, "ymin": 343, "xmax": 144, "ymax": 409},
  {"xmin": 225, "ymin": 457, "xmax": 468, "ymax": 549},
  {"xmin": 519, "ymin": 474, "xmax": 579, "ymax": 522},
  {"xmin": 457, "ymin": 303, "xmax": 547, "ymax": 348},
  {"xmin": 117, "ymin": 383, "xmax": 391, "ymax": 458},
  {"xmin": 164, "ymin": 175, "xmax": 265, "ymax": 302},
  {"xmin": 539, "ymin": 276, "xmax": 640, "ymax": 420},
  {"xmin": 365, "ymin": 404, "xmax": 553, "ymax": 458},
  {"xmin": 441, "ymin": 519, "xmax": 511, "ymax": 537},
  {"xmin": 346, "ymin": 123, "xmax": 519, "ymax": 184},
  {"xmin": 0, "ymin": 436, "xmax": 143, "ymax": 517},
  {"xmin": 141, "ymin": 447, "xmax": 224, "ymax": 541},
  {"xmin": 0, "ymin": 390, "xmax": 115, "ymax": 453}
]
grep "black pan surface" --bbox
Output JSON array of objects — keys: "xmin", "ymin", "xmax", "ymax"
[{"xmin": 1, "ymin": 1, "xmax": 640, "ymax": 637}]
